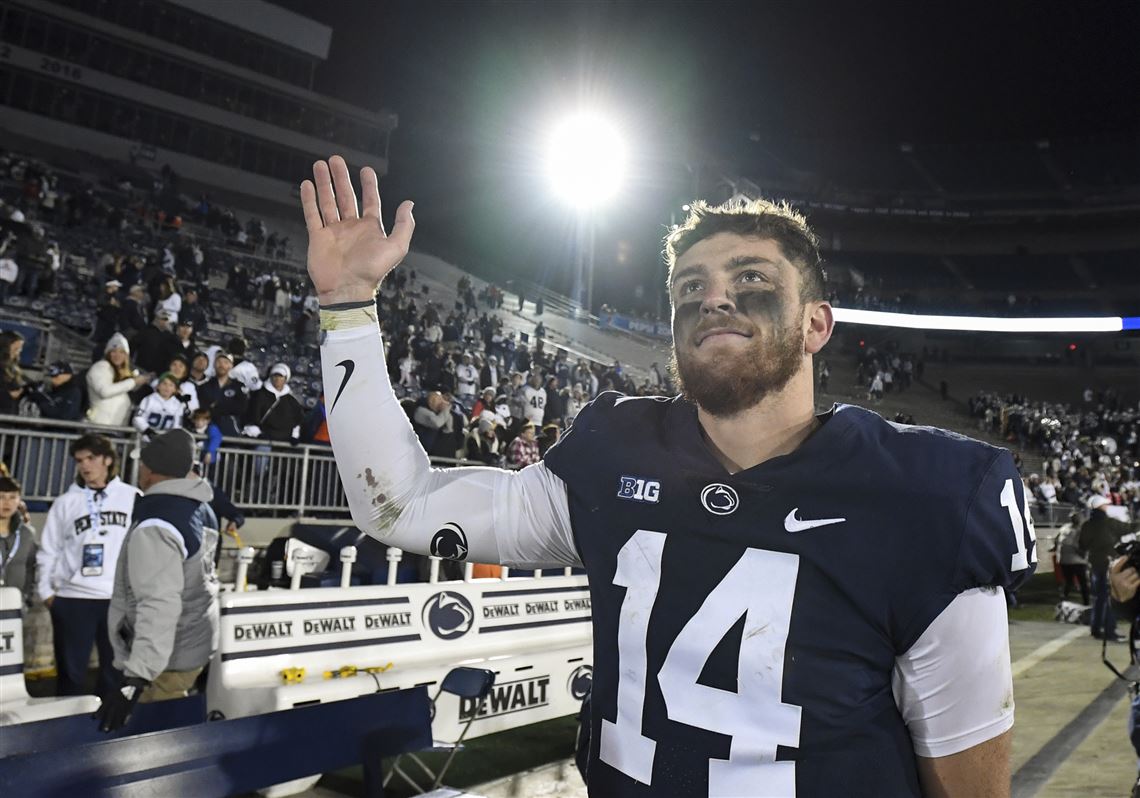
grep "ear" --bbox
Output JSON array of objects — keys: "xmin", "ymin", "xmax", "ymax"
[{"xmin": 804, "ymin": 301, "xmax": 834, "ymax": 355}]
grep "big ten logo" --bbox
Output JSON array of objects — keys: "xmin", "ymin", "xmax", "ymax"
[
  {"xmin": 422, "ymin": 591, "xmax": 475, "ymax": 640},
  {"xmin": 567, "ymin": 665, "xmax": 593, "ymax": 700},
  {"xmin": 459, "ymin": 675, "xmax": 550, "ymax": 722},
  {"xmin": 617, "ymin": 476, "xmax": 660, "ymax": 504},
  {"xmin": 233, "ymin": 621, "xmax": 293, "ymax": 641},
  {"xmin": 0, "ymin": 630, "xmax": 14, "ymax": 654}
]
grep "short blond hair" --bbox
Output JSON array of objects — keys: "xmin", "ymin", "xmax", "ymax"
[{"xmin": 664, "ymin": 198, "xmax": 825, "ymax": 301}]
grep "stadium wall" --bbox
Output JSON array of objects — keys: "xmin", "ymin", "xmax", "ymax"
[{"xmin": 0, "ymin": 107, "xmax": 296, "ymax": 204}]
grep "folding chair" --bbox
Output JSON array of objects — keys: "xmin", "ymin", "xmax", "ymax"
[{"xmin": 383, "ymin": 667, "xmax": 496, "ymax": 794}]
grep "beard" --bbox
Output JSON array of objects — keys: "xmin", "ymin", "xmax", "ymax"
[{"xmin": 669, "ymin": 321, "xmax": 804, "ymax": 417}]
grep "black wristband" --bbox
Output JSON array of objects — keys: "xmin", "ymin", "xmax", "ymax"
[{"xmin": 319, "ymin": 298, "xmax": 376, "ymax": 311}]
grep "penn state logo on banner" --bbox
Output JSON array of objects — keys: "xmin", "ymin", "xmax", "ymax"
[
  {"xmin": 430, "ymin": 522, "xmax": 469, "ymax": 561},
  {"xmin": 422, "ymin": 591, "xmax": 475, "ymax": 640},
  {"xmin": 567, "ymin": 664, "xmax": 593, "ymax": 700}
]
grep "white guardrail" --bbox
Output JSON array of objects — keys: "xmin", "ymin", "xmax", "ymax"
[{"xmin": 0, "ymin": 414, "xmax": 480, "ymax": 515}]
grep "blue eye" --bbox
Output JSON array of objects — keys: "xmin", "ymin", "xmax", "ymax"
[
  {"xmin": 680, "ymin": 280, "xmax": 703, "ymax": 295},
  {"xmin": 740, "ymin": 271, "xmax": 767, "ymax": 283}
]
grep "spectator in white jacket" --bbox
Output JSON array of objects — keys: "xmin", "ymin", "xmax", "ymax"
[
  {"xmin": 86, "ymin": 334, "xmax": 151, "ymax": 426},
  {"xmin": 226, "ymin": 337, "xmax": 262, "ymax": 393},
  {"xmin": 35, "ymin": 434, "xmax": 140, "ymax": 698}
]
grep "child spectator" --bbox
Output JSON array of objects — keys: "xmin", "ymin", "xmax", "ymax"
[
  {"xmin": 190, "ymin": 408, "xmax": 224, "ymax": 471},
  {"xmin": 133, "ymin": 373, "xmax": 185, "ymax": 436}
]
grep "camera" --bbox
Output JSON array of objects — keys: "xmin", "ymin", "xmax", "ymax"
[{"xmin": 1114, "ymin": 534, "xmax": 1140, "ymax": 574}]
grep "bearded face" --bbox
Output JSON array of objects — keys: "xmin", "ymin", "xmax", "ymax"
[{"xmin": 669, "ymin": 234, "xmax": 806, "ymax": 417}]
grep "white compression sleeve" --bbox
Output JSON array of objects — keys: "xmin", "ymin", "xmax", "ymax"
[
  {"xmin": 319, "ymin": 311, "xmax": 579, "ymax": 568},
  {"xmin": 892, "ymin": 587, "xmax": 1014, "ymax": 758}
]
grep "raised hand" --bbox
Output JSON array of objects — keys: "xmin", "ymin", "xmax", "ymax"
[{"xmin": 300, "ymin": 155, "xmax": 415, "ymax": 306}]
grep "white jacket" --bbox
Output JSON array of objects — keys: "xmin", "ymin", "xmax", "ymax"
[
  {"xmin": 36, "ymin": 477, "xmax": 140, "ymax": 601},
  {"xmin": 133, "ymin": 393, "xmax": 185, "ymax": 433},
  {"xmin": 86, "ymin": 360, "xmax": 135, "ymax": 426},
  {"xmin": 230, "ymin": 359, "xmax": 263, "ymax": 392}
]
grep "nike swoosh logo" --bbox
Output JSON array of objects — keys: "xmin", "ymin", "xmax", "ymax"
[
  {"xmin": 330, "ymin": 359, "xmax": 355, "ymax": 413},
  {"xmin": 784, "ymin": 508, "xmax": 846, "ymax": 533}
]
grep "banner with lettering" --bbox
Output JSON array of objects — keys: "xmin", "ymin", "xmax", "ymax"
[{"xmin": 210, "ymin": 576, "xmax": 592, "ymax": 739}]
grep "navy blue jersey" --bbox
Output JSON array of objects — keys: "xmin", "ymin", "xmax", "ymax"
[{"xmin": 543, "ymin": 393, "xmax": 1036, "ymax": 798}]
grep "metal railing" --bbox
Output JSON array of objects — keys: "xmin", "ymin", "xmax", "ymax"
[{"xmin": 0, "ymin": 414, "xmax": 477, "ymax": 516}]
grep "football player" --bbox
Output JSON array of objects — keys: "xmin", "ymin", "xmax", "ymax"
[{"xmin": 302, "ymin": 155, "xmax": 1035, "ymax": 798}]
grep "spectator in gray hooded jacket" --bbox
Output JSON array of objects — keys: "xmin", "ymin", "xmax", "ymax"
[{"xmin": 101, "ymin": 429, "xmax": 219, "ymax": 731}]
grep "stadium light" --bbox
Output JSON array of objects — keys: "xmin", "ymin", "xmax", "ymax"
[
  {"xmin": 544, "ymin": 112, "xmax": 626, "ymax": 209},
  {"xmin": 832, "ymin": 308, "xmax": 1140, "ymax": 333}
]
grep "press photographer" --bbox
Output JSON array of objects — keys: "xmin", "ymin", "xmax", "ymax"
[{"xmin": 1109, "ymin": 551, "xmax": 1140, "ymax": 796}]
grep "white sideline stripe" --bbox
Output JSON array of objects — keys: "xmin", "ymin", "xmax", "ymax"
[{"xmin": 1010, "ymin": 626, "xmax": 1087, "ymax": 679}]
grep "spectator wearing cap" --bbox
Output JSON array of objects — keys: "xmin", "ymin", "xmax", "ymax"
[
  {"xmin": 244, "ymin": 363, "xmax": 304, "ymax": 443},
  {"xmin": 188, "ymin": 352, "xmax": 210, "ymax": 387},
  {"xmin": 131, "ymin": 310, "xmax": 179, "ymax": 376},
  {"xmin": 99, "ymin": 429, "xmax": 219, "ymax": 731},
  {"xmin": 119, "ymin": 285, "xmax": 148, "ymax": 338},
  {"xmin": 466, "ymin": 413, "xmax": 503, "ymax": 465},
  {"xmin": 197, "ymin": 351, "xmax": 248, "ymax": 437},
  {"xmin": 174, "ymin": 318, "xmax": 196, "ymax": 357},
  {"xmin": 1079, "ymin": 495, "xmax": 1140, "ymax": 642},
  {"xmin": 39, "ymin": 361, "xmax": 83, "ymax": 421},
  {"xmin": 506, "ymin": 422, "xmax": 541, "ymax": 469},
  {"xmin": 227, "ymin": 337, "xmax": 262, "ymax": 393},
  {"xmin": 87, "ymin": 334, "xmax": 151, "ymax": 426},
  {"xmin": 539, "ymin": 423, "xmax": 561, "ymax": 458}
]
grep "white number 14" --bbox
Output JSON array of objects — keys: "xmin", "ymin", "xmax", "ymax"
[{"xmin": 600, "ymin": 530, "xmax": 802, "ymax": 795}]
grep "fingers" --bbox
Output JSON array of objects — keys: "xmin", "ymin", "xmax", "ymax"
[
  {"xmin": 300, "ymin": 180, "xmax": 323, "ymax": 232},
  {"xmin": 360, "ymin": 167, "xmax": 381, "ymax": 220},
  {"xmin": 329, "ymin": 155, "xmax": 359, "ymax": 220},
  {"xmin": 1110, "ymin": 556, "xmax": 1127, "ymax": 573},
  {"xmin": 312, "ymin": 160, "xmax": 340, "ymax": 226},
  {"xmin": 388, "ymin": 200, "xmax": 416, "ymax": 255}
]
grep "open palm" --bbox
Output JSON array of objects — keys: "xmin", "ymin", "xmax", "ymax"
[{"xmin": 300, "ymin": 155, "xmax": 415, "ymax": 305}]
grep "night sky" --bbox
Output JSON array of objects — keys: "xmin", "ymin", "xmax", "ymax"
[{"xmin": 275, "ymin": 1, "xmax": 1140, "ymax": 310}]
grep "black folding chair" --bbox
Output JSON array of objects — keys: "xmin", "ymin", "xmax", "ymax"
[{"xmin": 383, "ymin": 666, "xmax": 496, "ymax": 793}]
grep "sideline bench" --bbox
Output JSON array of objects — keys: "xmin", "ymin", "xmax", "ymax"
[{"xmin": 0, "ymin": 587, "xmax": 99, "ymax": 726}]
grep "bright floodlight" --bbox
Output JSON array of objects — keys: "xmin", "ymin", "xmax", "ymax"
[{"xmin": 545, "ymin": 113, "xmax": 626, "ymax": 208}]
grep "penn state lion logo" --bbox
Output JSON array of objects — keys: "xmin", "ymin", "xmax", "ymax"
[
  {"xmin": 700, "ymin": 483, "xmax": 739, "ymax": 516},
  {"xmin": 567, "ymin": 665, "xmax": 593, "ymax": 700},
  {"xmin": 430, "ymin": 522, "xmax": 469, "ymax": 561},
  {"xmin": 422, "ymin": 591, "xmax": 475, "ymax": 640}
]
